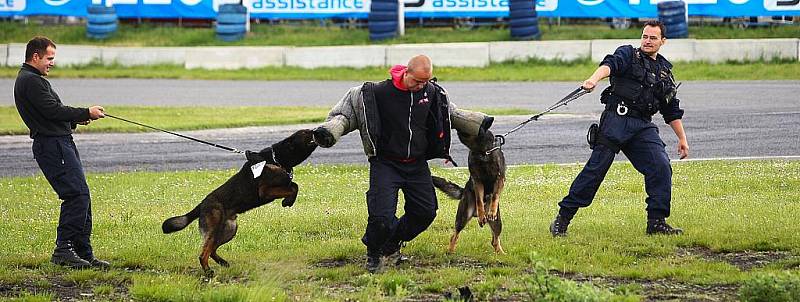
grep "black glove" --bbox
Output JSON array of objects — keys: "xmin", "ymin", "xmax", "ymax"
[{"xmin": 313, "ymin": 126, "xmax": 336, "ymax": 148}]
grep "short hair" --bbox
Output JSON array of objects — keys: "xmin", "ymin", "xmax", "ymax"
[
  {"xmin": 25, "ymin": 36, "xmax": 56, "ymax": 62},
  {"xmin": 644, "ymin": 20, "xmax": 667, "ymax": 39}
]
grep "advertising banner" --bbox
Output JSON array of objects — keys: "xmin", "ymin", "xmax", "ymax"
[{"xmin": 1, "ymin": 0, "xmax": 798, "ymax": 19}]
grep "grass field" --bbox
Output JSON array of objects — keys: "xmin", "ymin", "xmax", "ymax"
[
  {"xmin": 2, "ymin": 59, "xmax": 800, "ymax": 82},
  {"xmin": 1, "ymin": 22, "xmax": 798, "ymax": 46},
  {"xmin": 0, "ymin": 106, "xmax": 533, "ymax": 136},
  {"xmin": 0, "ymin": 160, "xmax": 798, "ymax": 301}
]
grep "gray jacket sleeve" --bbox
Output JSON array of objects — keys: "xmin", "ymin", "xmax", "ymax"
[{"xmin": 316, "ymin": 86, "xmax": 362, "ymax": 148}]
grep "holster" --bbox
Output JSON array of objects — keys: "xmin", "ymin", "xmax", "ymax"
[
  {"xmin": 587, "ymin": 123, "xmax": 599, "ymax": 149},
  {"xmin": 586, "ymin": 122, "xmax": 621, "ymax": 153}
]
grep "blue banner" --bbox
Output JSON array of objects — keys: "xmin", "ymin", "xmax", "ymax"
[{"xmin": 1, "ymin": 0, "xmax": 798, "ymax": 19}]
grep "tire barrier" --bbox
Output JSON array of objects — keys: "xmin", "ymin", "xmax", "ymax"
[
  {"xmin": 216, "ymin": 4, "xmax": 247, "ymax": 42},
  {"xmin": 369, "ymin": 0, "xmax": 398, "ymax": 41},
  {"xmin": 86, "ymin": 5, "xmax": 118, "ymax": 40},
  {"xmin": 657, "ymin": 1, "xmax": 689, "ymax": 39},
  {"xmin": 508, "ymin": 0, "xmax": 539, "ymax": 40}
]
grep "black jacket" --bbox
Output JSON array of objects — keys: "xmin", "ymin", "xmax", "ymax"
[
  {"xmin": 361, "ymin": 80, "xmax": 453, "ymax": 162},
  {"xmin": 14, "ymin": 63, "xmax": 90, "ymax": 138}
]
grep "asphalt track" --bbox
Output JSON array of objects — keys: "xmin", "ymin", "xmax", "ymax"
[{"xmin": 0, "ymin": 79, "xmax": 798, "ymax": 177}]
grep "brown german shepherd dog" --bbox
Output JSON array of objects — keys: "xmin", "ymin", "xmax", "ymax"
[
  {"xmin": 162, "ymin": 129, "xmax": 317, "ymax": 273},
  {"xmin": 432, "ymin": 129, "xmax": 506, "ymax": 254}
]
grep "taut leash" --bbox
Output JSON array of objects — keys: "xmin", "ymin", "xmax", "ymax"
[
  {"xmin": 486, "ymin": 86, "xmax": 590, "ymax": 154},
  {"xmin": 105, "ymin": 113, "xmax": 246, "ymax": 154}
]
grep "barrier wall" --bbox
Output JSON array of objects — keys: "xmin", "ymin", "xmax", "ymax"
[
  {"xmin": 489, "ymin": 40, "xmax": 590, "ymax": 63},
  {"xmin": 0, "ymin": 44, "xmax": 7, "ymax": 67},
  {"xmin": 386, "ymin": 43, "xmax": 490, "ymax": 67},
  {"xmin": 285, "ymin": 45, "xmax": 386, "ymax": 68},
  {"xmin": 4, "ymin": 39, "xmax": 798, "ymax": 70}
]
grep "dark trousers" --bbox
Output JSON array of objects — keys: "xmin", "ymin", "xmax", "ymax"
[
  {"xmin": 32, "ymin": 135, "xmax": 94, "ymax": 258},
  {"xmin": 362, "ymin": 157, "xmax": 438, "ymax": 255},
  {"xmin": 559, "ymin": 111, "xmax": 673, "ymax": 220}
]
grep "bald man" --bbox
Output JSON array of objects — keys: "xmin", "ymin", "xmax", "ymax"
[{"xmin": 314, "ymin": 55, "xmax": 494, "ymax": 273}]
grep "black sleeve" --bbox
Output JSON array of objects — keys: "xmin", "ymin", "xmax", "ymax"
[
  {"xmin": 660, "ymin": 96, "xmax": 684, "ymax": 124},
  {"xmin": 26, "ymin": 77, "xmax": 90, "ymax": 122},
  {"xmin": 600, "ymin": 45, "xmax": 635, "ymax": 76}
]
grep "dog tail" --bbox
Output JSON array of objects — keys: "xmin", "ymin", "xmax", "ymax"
[
  {"xmin": 432, "ymin": 176, "xmax": 464, "ymax": 200},
  {"xmin": 162, "ymin": 204, "xmax": 201, "ymax": 234}
]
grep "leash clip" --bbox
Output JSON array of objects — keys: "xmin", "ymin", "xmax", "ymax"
[
  {"xmin": 485, "ymin": 135, "xmax": 505, "ymax": 155},
  {"xmin": 616, "ymin": 103, "xmax": 629, "ymax": 116}
]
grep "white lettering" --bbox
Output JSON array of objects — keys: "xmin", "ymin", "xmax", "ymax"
[
  {"xmin": 765, "ymin": 0, "xmax": 800, "ymax": 10},
  {"xmin": 180, "ymin": 0, "xmax": 202, "ymax": 5},
  {"xmin": 0, "ymin": 0, "xmax": 25, "ymax": 10},
  {"xmin": 729, "ymin": 0, "xmax": 748, "ymax": 4},
  {"xmin": 537, "ymin": 0, "xmax": 557, "ymax": 11},
  {"xmin": 104, "ymin": 0, "xmax": 137, "ymax": 6},
  {"xmin": 143, "ymin": 0, "xmax": 171, "ymax": 4},
  {"xmin": 43, "ymin": 0, "xmax": 70, "ymax": 5},
  {"xmin": 577, "ymin": 0, "xmax": 604, "ymax": 5}
]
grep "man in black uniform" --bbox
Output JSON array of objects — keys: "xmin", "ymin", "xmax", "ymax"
[
  {"xmin": 14, "ymin": 36, "xmax": 109, "ymax": 268},
  {"xmin": 550, "ymin": 21, "xmax": 689, "ymax": 237}
]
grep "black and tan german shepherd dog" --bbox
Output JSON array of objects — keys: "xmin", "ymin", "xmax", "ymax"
[
  {"xmin": 432, "ymin": 129, "xmax": 506, "ymax": 254},
  {"xmin": 162, "ymin": 129, "xmax": 317, "ymax": 274}
]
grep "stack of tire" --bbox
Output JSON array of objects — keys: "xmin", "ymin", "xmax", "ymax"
[
  {"xmin": 508, "ymin": 0, "xmax": 539, "ymax": 40},
  {"xmin": 657, "ymin": 1, "xmax": 688, "ymax": 39},
  {"xmin": 86, "ymin": 5, "xmax": 118, "ymax": 40},
  {"xmin": 368, "ymin": 0, "xmax": 398, "ymax": 41},
  {"xmin": 216, "ymin": 4, "xmax": 247, "ymax": 42}
]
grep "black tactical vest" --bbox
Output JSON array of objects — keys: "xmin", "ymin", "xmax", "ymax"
[{"xmin": 601, "ymin": 48, "xmax": 676, "ymax": 116}]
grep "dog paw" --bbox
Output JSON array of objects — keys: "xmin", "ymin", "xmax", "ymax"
[{"xmin": 486, "ymin": 211, "xmax": 497, "ymax": 221}]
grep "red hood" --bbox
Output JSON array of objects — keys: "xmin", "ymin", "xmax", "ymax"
[{"xmin": 390, "ymin": 65, "xmax": 408, "ymax": 91}]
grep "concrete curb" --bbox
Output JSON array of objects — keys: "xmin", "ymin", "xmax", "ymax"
[{"xmin": 3, "ymin": 39, "xmax": 797, "ymax": 69}]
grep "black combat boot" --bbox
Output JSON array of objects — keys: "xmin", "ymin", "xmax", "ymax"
[
  {"xmin": 366, "ymin": 250, "xmax": 383, "ymax": 274},
  {"xmin": 646, "ymin": 218, "xmax": 683, "ymax": 235},
  {"xmin": 549, "ymin": 214, "xmax": 571, "ymax": 237},
  {"xmin": 83, "ymin": 257, "xmax": 111, "ymax": 269},
  {"xmin": 382, "ymin": 240, "xmax": 409, "ymax": 266},
  {"xmin": 51, "ymin": 241, "xmax": 91, "ymax": 269}
]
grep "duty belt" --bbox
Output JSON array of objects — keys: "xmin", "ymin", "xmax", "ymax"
[{"xmin": 606, "ymin": 103, "xmax": 652, "ymax": 122}]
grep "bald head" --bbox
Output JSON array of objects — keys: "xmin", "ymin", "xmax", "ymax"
[
  {"xmin": 407, "ymin": 55, "xmax": 432, "ymax": 75},
  {"xmin": 404, "ymin": 55, "xmax": 433, "ymax": 92}
]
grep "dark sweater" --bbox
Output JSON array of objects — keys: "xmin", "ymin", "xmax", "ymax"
[
  {"xmin": 373, "ymin": 79, "xmax": 431, "ymax": 160},
  {"xmin": 14, "ymin": 63, "xmax": 90, "ymax": 138}
]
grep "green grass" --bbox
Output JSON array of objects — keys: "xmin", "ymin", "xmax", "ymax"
[
  {"xmin": 2, "ymin": 59, "xmax": 799, "ymax": 81},
  {"xmin": 0, "ymin": 106, "xmax": 533, "ymax": 136},
  {"xmin": 0, "ymin": 160, "xmax": 798, "ymax": 300},
  {"xmin": 1, "ymin": 22, "xmax": 798, "ymax": 46}
]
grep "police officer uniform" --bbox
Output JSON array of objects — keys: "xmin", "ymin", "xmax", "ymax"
[
  {"xmin": 552, "ymin": 45, "xmax": 684, "ymax": 235},
  {"xmin": 14, "ymin": 63, "xmax": 107, "ymax": 268}
]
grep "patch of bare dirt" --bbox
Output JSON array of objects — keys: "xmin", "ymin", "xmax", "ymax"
[
  {"xmin": 0, "ymin": 276, "xmax": 129, "ymax": 301},
  {"xmin": 554, "ymin": 271, "xmax": 739, "ymax": 302},
  {"xmin": 677, "ymin": 247, "xmax": 793, "ymax": 271}
]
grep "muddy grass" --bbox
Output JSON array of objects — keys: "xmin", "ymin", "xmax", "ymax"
[
  {"xmin": 3, "ymin": 247, "xmax": 795, "ymax": 301},
  {"xmin": 677, "ymin": 246, "xmax": 793, "ymax": 271},
  {"xmin": 0, "ymin": 275, "xmax": 130, "ymax": 301}
]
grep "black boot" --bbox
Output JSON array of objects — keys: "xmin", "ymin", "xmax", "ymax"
[
  {"xmin": 51, "ymin": 241, "xmax": 91, "ymax": 269},
  {"xmin": 647, "ymin": 218, "xmax": 683, "ymax": 235},
  {"xmin": 366, "ymin": 249, "xmax": 383, "ymax": 274},
  {"xmin": 382, "ymin": 240, "xmax": 409, "ymax": 266},
  {"xmin": 550, "ymin": 214, "xmax": 571, "ymax": 237},
  {"xmin": 83, "ymin": 257, "xmax": 111, "ymax": 269}
]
